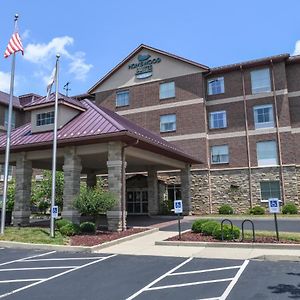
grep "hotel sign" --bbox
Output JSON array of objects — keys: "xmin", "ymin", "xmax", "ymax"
[{"xmin": 128, "ymin": 54, "xmax": 161, "ymax": 79}]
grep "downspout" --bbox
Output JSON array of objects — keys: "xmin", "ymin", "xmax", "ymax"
[
  {"xmin": 270, "ymin": 60, "xmax": 286, "ymax": 203},
  {"xmin": 240, "ymin": 65, "xmax": 253, "ymax": 208},
  {"xmin": 202, "ymin": 74, "xmax": 213, "ymax": 213},
  {"xmin": 121, "ymin": 139, "xmax": 139, "ymax": 231}
]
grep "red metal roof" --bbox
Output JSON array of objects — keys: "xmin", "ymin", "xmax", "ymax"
[
  {"xmin": 0, "ymin": 99, "xmax": 200, "ymax": 164},
  {"xmin": 23, "ymin": 93, "xmax": 86, "ymax": 111}
]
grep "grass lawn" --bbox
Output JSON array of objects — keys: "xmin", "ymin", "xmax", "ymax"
[
  {"xmin": 244, "ymin": 230, "xmax": 300, "ymax": 242},
  {"xmin": 195, "ymin": 214, "xmax": 300, "ymax": 219},
  {"xmin": 0, "ymin": 227, "xmax": 69, "ymax": 245}
]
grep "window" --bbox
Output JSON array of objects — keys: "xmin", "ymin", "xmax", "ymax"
[
  {"xmin": 116, "ymin": 91, "xmax": 129, "ymax": 107},
  {"xmin": 209, "ymin": 111, "xmax": 227, "ymax": 129},
  {"xmin": 250, "ymin": 68, "xmax": 271, "ymax": 94},
  {"xmin": 160, "ymin": 114, "xmax": 176, "ymax": 132},
  {"xmin": 159, "ymin": 82, "xmax": 175, "ymax": 99},
  {"xmin": 256, "ymin": 141, "xmax": 278, "ymax": 166},
  {"xmin": 167, "ymin": 185, "xmax": 182, "ymax": 202},
  {"xmin": 260, "ymin": 181, "xmax": 281, "ymax": 202},
  {"xmin": 207, "ymin": 77, "xmax": 224, "ymax": 95},
  {"xmin": 211, "ymin": 145, "xmax": 229, "ymax": 164},
  {"xmin": 36, "ymin": 111, "xmax": 55, "ymax": 126},
  {"xmin": 0, "ymin": 164, "xmax": 12, "ymax": 181},
  {"xmin": 254, "ymin": 105, "xmax": 274, "ymax": 129},
  {"xmin": 4, "ymin": 109, "xmax": 15, "ymax": 129}
]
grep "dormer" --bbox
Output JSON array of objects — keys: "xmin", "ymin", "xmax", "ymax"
[{"xmin": 23, "ymin": 93, "xmax": 86, "ymax": 133}]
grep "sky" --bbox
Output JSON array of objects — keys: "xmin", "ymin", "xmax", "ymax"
[{"xmin": 0, "ymin": 0, "xmax": 300, "ymax": 97}]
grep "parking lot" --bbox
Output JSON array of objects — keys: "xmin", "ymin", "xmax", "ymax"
[{"xmin": 0, "ymin": 248, "xmax": 299, "ymax": 299}]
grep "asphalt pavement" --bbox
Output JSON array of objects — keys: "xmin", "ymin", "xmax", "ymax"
[{"xmin": 0, "ymin": 248, "xmax": 299, "ymax": 299}]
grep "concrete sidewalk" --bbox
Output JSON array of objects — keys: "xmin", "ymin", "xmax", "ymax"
[{"xmin": 95, "ymin": 229, "xmax": 300, "ymax": 260}]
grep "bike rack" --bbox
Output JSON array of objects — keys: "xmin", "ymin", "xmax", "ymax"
[
  {"xmin": 221, "ymin": 219, "xmax": 234, "ymax": 241},
  {"xmin": 241, "ymin": 219, "xmax": 255, "ymax": 242}
]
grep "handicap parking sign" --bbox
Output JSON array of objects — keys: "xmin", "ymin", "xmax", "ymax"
[
  {"xmin": 268, "ymin": 198, "xmax": 280, "ymax": 214},
  {"xmin": 52, "ymin": 206, "xmax": 58, "ymax": 218},
  {"xmin": 174, "ymin": 200, "xmax": 183, "ymax": 214}
]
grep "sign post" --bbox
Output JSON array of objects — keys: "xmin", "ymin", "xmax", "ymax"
[
  {"xmin": 268, "ymin": 198, "xmax": 280, "ymax": 241},
  {"xmin": 174, "ymin": 200, "xmax": 183, "ymax": 240}
]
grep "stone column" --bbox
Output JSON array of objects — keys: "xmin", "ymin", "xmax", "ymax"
[
  {"xmin": 147, "ymin": 168, "xmax": 159, "ymax": 215},
  {"xmin": 181, "ymin": 164, "xmax": 192, "ymax": 215},
  {"xmin": 62, "ymin": 147, "xmax": 82, "ymax": 224},
  {"xmin": 86, "ymin": 171, "xmax": 97, "ymax": 188},
  {"xmin": 13, "ymin": 153, "xmax": 32, "ymax": 226},
  {"xmin": 106, "ymin": 141, "xmax": 126, "ymax": 231}
]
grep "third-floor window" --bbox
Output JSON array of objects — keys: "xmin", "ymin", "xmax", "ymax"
[
  {"xmin": 4, "ymin": 108, "xmax": 16, "ymax": 129},
  {"xmin": 116, "ymin": 90, "xmax": 129, "ymax": 107},
  {"xmin": 250, "ymin": 68, "xmax": 271, "ymax": 94},
  {"xmin": 160, "ymin": 114, "xmax": 176, "ymax": 132},
  {"xmin": 209, "ymin": 111, "xmax": 227, "ymax": 129},
  {"xmin": 159, "ymin": 82, "xmax": 175, "ymax": 99},
  {"xmin": 36, "ymin": 111, "xmax": 54, "ymax": 126},
  {"xmin": 207, "ymin": 77, "xmax": 224, "ymax": 95},
  {"xmin": 253, "ymin": 104, "xmax": 274, "ymax": 129}
]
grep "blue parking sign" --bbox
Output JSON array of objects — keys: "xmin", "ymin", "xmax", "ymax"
[
  {"xmin": 174, "ymin": 200, "xmax": 183, "ymax": 214},
  {"xmin": 52, "ymin": 206, "xmax": 58, "ymax": 218},
  {"xmin": 268, "ymin": 198, "xmax": 280, "ymax": 214}
]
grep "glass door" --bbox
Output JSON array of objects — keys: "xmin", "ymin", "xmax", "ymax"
[{"xmin": 127, "ymin": 189, "xmax": 148, "ymax": 214}]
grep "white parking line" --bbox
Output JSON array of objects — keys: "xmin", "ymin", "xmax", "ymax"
[
  {"xmin": 24, "ymin": 256, "xmax": 106, "ymax": 262},
  {"xmin": 0, "ymin": 254, "xmax": 117, "ymax": 299},
  {"xmin": 170, "ymin": 265, "xmax": 242, "ymax": 276},
  {"xmin": 0, "ymin": 251, "xmax": 56, "ymax": 268},
  {"xmin": 0, "ymin": 266, "xmax": 77, "ymax": 272},
  {"xmin": 0, "ymin": 279, "xmax": 44, "ymax": 283}
]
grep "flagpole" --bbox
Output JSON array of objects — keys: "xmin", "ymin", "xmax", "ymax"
[
  {"xmin": 0, "ymin": 15, "xmax": 19, "ymax": 235},
  {"xmin": 50, "ymin": 54, "xmax": 60, "ymax": 238}
]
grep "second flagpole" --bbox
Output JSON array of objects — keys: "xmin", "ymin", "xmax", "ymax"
[{"xmin": 50, "ymin": 54, "xmax": 60, "ymax": 238}]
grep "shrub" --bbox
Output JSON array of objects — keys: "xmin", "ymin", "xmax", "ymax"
[
  {"xmin": 282, "ymin": 203, "xmax": 298, "ymax": 215},
  {"xmin": 191, "ymin": 219, "xmax": 211, "ymax": 233},
  {"xmin": 80, "ymin": 222, "xmax": 96, "ymax": 234},
  {"xmin": 74, "ymin": 186, "xmax": 117, "ymax": 217},
  {"xmin": 59, "ymin": 223, "xmax": 80, "ymax": 236},
  {"xmin": 212, "ymin": 224, "xmax": 240, "ymax": 240},
  {"xmin": 249, "ymin": 206, "xmax": 265, "ymax": 215},
  {"xmin": 201, "ymin": 221, "xmax": 219, "ymax": 236},
  {"xmin": 56, "ymin": 219, "xmax": 72, "ymax": 230},
  {"xmin": 218, "ymin": 204, "xmax": 234, "ymax": 215}
]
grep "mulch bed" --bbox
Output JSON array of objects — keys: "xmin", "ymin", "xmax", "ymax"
[
  {"xmin": 167, "ymin": 231, "xmax": 300, "ymax": 244},
  {"xmin": 70, "ymin": 227, "xmax": 148, "ymax": 246}
]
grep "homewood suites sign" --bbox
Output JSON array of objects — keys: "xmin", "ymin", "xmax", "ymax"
[{"xmin": 128, "ymin": 54, "xmax": 161, "ymax": 79}]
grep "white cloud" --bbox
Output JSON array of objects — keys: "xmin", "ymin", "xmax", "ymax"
[
  {"xmin": 24, "ymin": 36, "xmax": 92, "ymax": 81},
  {"xmin": 0, "ymin": 72, "xmax": 11, "ymax": 92},
  {"xmin": 21, "ymin": 29, "xmax": 30, "ymax": 40},
  {"xmin": 293, "ymin": 40, "xmax": 300, "ymax": 56}
]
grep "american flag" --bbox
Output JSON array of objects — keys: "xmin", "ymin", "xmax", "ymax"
[{"xmin": 4, "ymin": 32, "xmax": 23, "ymax": 58}]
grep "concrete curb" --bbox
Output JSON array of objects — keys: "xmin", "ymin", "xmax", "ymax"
[
  {"xmin": 0, "ymin": 228, "xmax": 158, "ymax": 253},
  {"xmin": 90, "ymin": 228, "xmax": 159, "ymax": 252},
  {"xmin": 155, "ymin": 240, "xmax": 300, "ymax": 250}
]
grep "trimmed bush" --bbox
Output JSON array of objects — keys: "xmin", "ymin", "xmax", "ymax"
[
  {"xmin": 201, "ymin": 221, "xmax": 219, "ymax": 236},
  {"xmin": 218, "ymin": 204, "xmax": 234, "ymax": 215},
  {"xmin": 249, "ymin": 206, "xmax": 265, "ymax": 215},
  {"xmin": 212, "ymin": 224, "xmax": 240, "ymax": 240},
  {"xmin": 191, "ymin": 219, "xmax": 211, "ymax": 233},
  {"xmin": 56, "ymin": 219, "xmax": 72, "ymax": 230},
  {"xmin": 59, "ymin": 223, "xmax": 80, "ymax": 236},
  {"xmin": 282, "ymin": 203, "xmax": 298, "ymax": 215},
  {"xmin": 80, "ymin": 222, "xmax": 96, "ymax": 234}
]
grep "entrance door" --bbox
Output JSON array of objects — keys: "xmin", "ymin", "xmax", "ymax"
[{"xmin": 126, "ymin": 190, "xmax": 148, "ymax": 214}]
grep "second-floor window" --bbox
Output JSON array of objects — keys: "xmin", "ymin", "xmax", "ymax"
[
  {"xmin": 209, "ymin": 111, "xmax": 227, "ymax": 129},
  {"xmin": 253, "ymin": 104, "xmax": 274, "ymax": 129},
  {"xmin": 36, "ymin": 111, "xmax": 55, "ymax": 126},
  {"xmin": 207, "ymin": 77, "xmax": 224, "ymax": 95},
  {"xmin": 211, "ymin": 145, "xmax": 229, "ymax": 164},
  {"xmin": 250, "ymin": 68, "xmax": 271, "ymax": 94},
  {"xmin": 4, "ymin": 109, "xmax": 16, "ymax": 129},
  {"xmin": 160, "ymin": 114, "xmax": 176, "ymax": 132},
  {"xmin": 256, "ymin": 140, "xmax": 278, "ymax": 166},
  {"xmin": 159, "ymin": 82, "xmax": 175, "ymax": 99},
  {"xmin": 116, "ymin": 91, "xmax": 129, "ymax": 107}
]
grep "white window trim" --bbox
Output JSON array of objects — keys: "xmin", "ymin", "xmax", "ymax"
[
  {"xmin": 250, "ymin": 68, "xmax": 271, "ymax": 94},
  {"xmin": 160, "ymin": 114, "xmax": 176, "ymax": 133},
  {"xmin": 209, "ymin": 111, "xmax": 227, "ymax": 129},
  {"xmin": 254, "ymin": 104, "xmax": 274, "ymax": 129},
  {"xmin": 207, "ymin": 77, "xmax": 225, "ymax": 95},
  {"xmin": 256, "ymin": 140, "xmax": 278, "ymax": 166},
  {"xmin": 116, "ymin": 90, "xmax": 129, "ymax": 107},
  {"xmin": 211, "ymin": 144, "xmax": 229, "ymax": 164},
  {"xmin": 159, "ymin": 82, "xmax": 175, "ymax": 100}
]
